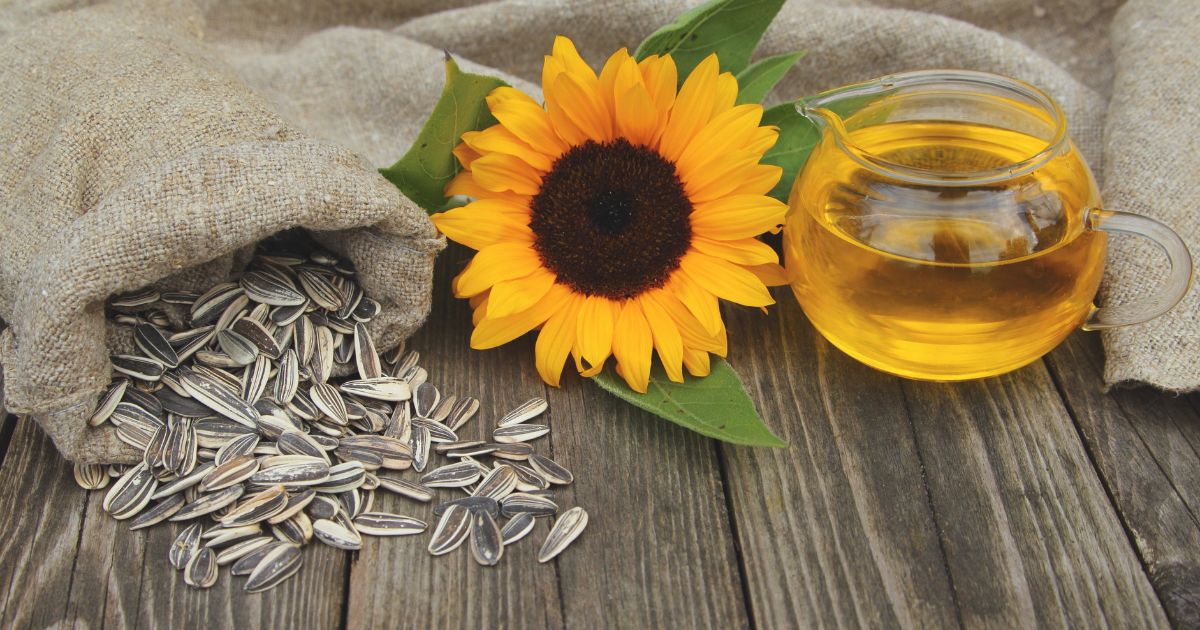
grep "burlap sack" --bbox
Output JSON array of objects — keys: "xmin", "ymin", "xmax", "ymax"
[{"xmin": 0, "ymin": 1, "xmax": 445, "ymax": 462}]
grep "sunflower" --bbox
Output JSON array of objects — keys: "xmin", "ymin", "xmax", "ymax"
[{"xmin": 431, "ymin": 36, "xmax": 788, "ymax": 393}]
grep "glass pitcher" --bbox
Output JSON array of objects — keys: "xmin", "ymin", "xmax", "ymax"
[{"xmin": 782, "ymin": 70, "xmax": 1192, "ymax": 381}]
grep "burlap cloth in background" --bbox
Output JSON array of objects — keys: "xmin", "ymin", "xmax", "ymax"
[{"xmin": 0, "ymin": 0, "xmax": 1196, "ymax": 461}]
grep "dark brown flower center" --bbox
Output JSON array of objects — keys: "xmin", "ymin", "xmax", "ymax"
[{"xmin": 530, "ymin": 139, "xmax": 693, "ymax": 300}]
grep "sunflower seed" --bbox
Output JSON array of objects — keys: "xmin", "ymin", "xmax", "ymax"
[
  {"xmin": 232, "ymin": 317, "xmax": 282, "ymax": 359},
  {"xmin": 470, "ymin": 511, "xmax": 503, "ymax": 566},
  {"xmin": 134, "ymin": 323, "xmax": 180, "ymax": 368},
  {"xmin": 216, "ymin": 329, "xmax": 258, "ymax": 365},
  {"xmin": 214, "ymin": 433, "xmax": 260, "ymax": 465},
  {"xmin": 111, "ymin": 288, "xmax": 160, "ymax": 308},
  {"xmin": 276, "ymin": 430, "xmax": 328, "ymax": 462},
  {"xmin": 151, "ymin": 462, "xmax": 214, "ymax": 499},
  {"xmin": 240, "ymin": 355, "xmax": 271, "ymax": 403},
  {"xmin": 171, "ymin": 326, "xmax": 217, "ymax": 362},
  {"xmin": 498, "ymin": 397, "xmax": 548, "ymax": 427},
  {"xmin": 309, "ymin": 382, "xmax": 347, "ymax": 425},
  {"xmin": 399, "ymin": 366, "xmax": 427, "ymax": 388},
  {"xmin": 412, "ymin": 417, "xmax": 457, "ymax": 443},
  {"xmin": 528, "ymin": 453, "xmax": 574, "ymax": 485},
  {"xmin": 501, "ymin": 493, "xmax": 558, "ymax": 518},
  {"xmin": 156, "ymin": 388, "xmax": 211, "ymax": 418},
  {"xmin": 412, "ymin": 382, "xmax": 440, "ymax": 418},
  {"xmin": 161, "ymin": 290, "xmax": 199, "ymax": 305},
  {"xmin": 244, "ymin": 543, "xmax": 304, "ymax": 592},
  {"xmin": 490, "ymin": 442, "xmax": 534, "ymax": 461},
  {"xmin": 184, "ymin": 547, "xmax": 218, "ymax": 588},
  {"xmin": 473, "ymin": 466, "xmax": 519, "ymax": 500},
  {"xmin": 339, "ymin": 378, "xmax": 410, "ymax": 402},
  {"xmin": 375, "ymin": 477, "xmax": 434, "ymax": 502},
  {"xmin": 337, "ymin": 488, "xmax": 369, "ymax": 519},
  {"xmin": 200, "ymin": 454, "xmax": 259, "ymax": 491},
  {"xmin": 445, "ymin": 396, "xmax": 480, "ymax": 431},
  {"xmin": 268, "ymin": 489, "xmax": 316, "ymax": 524},
  {"xmin": 170, "ymin": 522, "xmax": 204, "ymax": 570},
  {"xmin": 194, "ymin": 419, "xmax": 255, "ymax": 448},
  {"xmin": 171, "ymin": 485, "xmax": 245, "ymax": 521},
  {"xmin": 297, "ymin": 269, "xmax": 343, "ymax": 310},
  {"xmin": 428, "ymin": 505, "xmax": 471, "ymax": 556},
  {"xmin": 503, "ymin": 461, "xmax": 551, "ymax": 492},
  {"xmin": 89, "ymin": 380, "xmax": 128, "ymax": 427},
  {"xmin": 190, "ymin": 283, "xmax": 242, "ymax": 326},
  {"xmin": 273, "ymin": 349, "xmax": 299, "ymax": 403},
  {"xmin": 273, "ymin": 512, "xmax": 314, "ymax": 545},
  {"xmin": 538, "ymin": 507, "xmax": 588, "ymax": 563},
  {"xmin": 231, "ymin": 540, "xmax": 287, "ymax": 576},
  {"xmin": 250, "ymin": 458, "xmax": 330, "ymax": 486},
  {"xmin": 103, "ymin": 463, "xmax": 158, "ymax": 520},
  {"xmin": 312, "ymin": 518, "xmax": 362, "ymax": 550},
  {"xmin": 347, "ymin": 322, "xmax": 381, "ymax": 380},
  {"xmin": 420, "ymin": 462, "xmax": 482, "ymax": 488},
  {"xmin": 74, "ymin": 463, "xmax": 109, "ymax": 490},
  {"xmin": 501, "ymin": 513, "xmax": 536, "ymax": 546},
  {"xmin": 352, "ymin": 297, "xmax": 380, "ymax": 322},
  {"xmin": 493, "ymin": 424, "xmax": 549, "ymax": 444},
  {"xmin": 163, "ymin": 417, "xmax": 197, "ymax": 475},
  {"xmin": 203, "ymin": 523, "xmax": 263, "ymax": 547},
  {"xmin": 337, "ymin": 435, "xmax": 412, "ymax": 470},
  {"xmin": 180, "ymin": 372, "xmax": 259, "ymax": 428},
  {"xmin": 112, "ymin": 355, "xmax": 164, "ymax": 382},
  {"xmin": 241, "ymin": 270, "xmax": 306, "ymax": 307},
  {"xmin": 128, "ymin": 493, "xmax": 186, "ymax": 530},
  {"xmin": 213, "ymin": 293, "xmax": 249, "ymax": 333},
  {"xmin": 221, "ymin": 486, "xmax": 288, "ymax": 526},
  {"xmin": 311, "ymin": 461, "xmax": 365, "ymax": 493},
  {"xmin": 409, "ymin": 425, "xmax": 431, "ymax": 473},
  {"xmin": 433, "ymin": 496, "xmax": 499, "ymax": 518},
  {"xmin": 216, "ymin": 536, "xmax": 275, "ymax": 565}
]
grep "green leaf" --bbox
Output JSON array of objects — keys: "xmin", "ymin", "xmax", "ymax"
[
  {"xmin": 634, "ymin": 0, "xmax": 787, "ymax": 81},
  {"xmin": 379, "ymin": 55, "xmax": 507, "ymax": 213},
  {"xmin": 735, "ymin": 51, "xmax": 805, "ymax": 104},
  {"xmin": 593, "ymin": 359, "xmax": 787, "ymax": 448}
]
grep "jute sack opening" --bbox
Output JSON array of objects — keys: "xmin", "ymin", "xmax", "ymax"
[{"xmin": 0, "ymin": 2, "xmax": 444, "ymax": 463}]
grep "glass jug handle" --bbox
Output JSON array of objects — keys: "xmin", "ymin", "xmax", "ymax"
[{"xmin": 1082, "ymin": 209, "xmax": 1194, "ymax": 330}]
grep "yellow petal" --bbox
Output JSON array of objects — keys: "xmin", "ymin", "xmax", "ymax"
[
  {"xmin": 711, "ymin": 72, "xmax": 739, "ymax": 118},
  {"xmin": 658, "ymin": 54, "xmax": 720, "ymax": 161},
  {"xmin": 487, "ymin": 87, "xmax": 568, "ymax": 156},
  {"xmin": 452, "ymin": 142, "xmax": 482, "ymax": 169},
  {"xmin": 550, "ymin": 72, "xmax": 612, "ymax": 142},
  {"xmin": 646, "ymin": 288, "xmax": 726, "ymax": 355},
  {"xmin": 462, "ymin": 126, "xmax": 554, "ymax": 172},
  {"xmin": 544, "ymin": 58, "xmax": 591, "ymax": 147},
  {"xmin": 639, "ymin": 295, "xmax": 683, "ymax": 383},
  {"xmin": 685, "ymin": 152, "xmax": 769, "ymax": 203},
  {"xmin": 471, "ymin": 284, "xmax": 570, "ymax": 349},
  {"xmin": 679, "ymin": 251, "xmax": 775, "ymax": 307},
  {"xmin": 535, "ymin": 294, "xmax": 582, "ymax": 387},
  {"xmin": 745, "ymin": 126, "xmax": 779, "ymax": 155},
  {"xmin": 675, "ymin": 104, "xmax": 763, "ymax": 177},
  {"xmin": 682, "ymin": 347, "xmax": 711, "ymax": 377},
  {"xmin": 470, "ymin": 153, "xmax": 543, "ymax": 196},
  {"xmin": 639, "ymin": 54, "xmax": 677, "ymax": 115},
  {"xmin": 746, "ymin": 262, "xmax": 791, "ymax": 287},
  {"xmin": 730, "ymin": 164, "xmax": 783, "ymax": 197},
  {"xmin": 690, "ymin": 194, "xmax": 787, "ymax": 240},
  {"xmin": 431, "ymin": 202, "xmax": 533, "ymax": 251},
  {"xmin": 575, "ymin": 295, "xmax": 619, "ymax": 370},
  {"xmin": 613, "ymin": 300, "xmax": 653, "ymax": 393},
  {"xmin": 552, "ymin": 35, "xmax": 597, "ymax": 82},
  {"xmin": 668, "ymin": 270, "xmax": 722, "ymax": 336},
  {"xmin": 690, "ymin": 236, "xmax": 779, "ymax": 266},
  {"xmin": 616, "ymin": 82, "xmax": 658, "ymax": 147},
  {"xmin": 454, "ymin": 242, "xmax": 544, "ymax": 297},
  {"xmin": 487, "ymin": 268, "xmax": 558, "ymax": 318},
  {"xmin": 597, "ymin": 48, "xmax": 631, "ymax": 120}
]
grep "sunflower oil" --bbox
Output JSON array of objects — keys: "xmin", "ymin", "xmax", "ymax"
[{"xmin": 784, "ymin": 120, "xmax": 1107, "ymax": 380}]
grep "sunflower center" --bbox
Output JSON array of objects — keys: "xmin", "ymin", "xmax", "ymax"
[{"xmin": 530, "ymin": 139, "xmax": 693, "ymax": 300}]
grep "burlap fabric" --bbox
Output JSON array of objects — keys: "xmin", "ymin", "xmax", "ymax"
[{"xmin": 1, "ymin": 0, "xmax": 1196, "ymax": 462}]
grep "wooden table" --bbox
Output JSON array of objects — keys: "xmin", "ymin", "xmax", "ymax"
[{"xmin": 1, "ymin": 244, "xmax": 1197, "ymax": 628}]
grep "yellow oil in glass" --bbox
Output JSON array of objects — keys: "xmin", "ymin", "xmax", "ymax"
[{"xmin": 783, "ymin": 120, "xmax": 1108, "ymax": 380}]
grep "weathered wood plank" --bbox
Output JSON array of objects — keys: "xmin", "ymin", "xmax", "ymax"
[
  {"xmin": 347, "ymin": 244, "xmax": 748, "ymax": 629},
  {"xmin": 1046, "ymin": 332, "xmax": 1200, "ymax": 627},
  {"xmin": 0, "ymin": 419, "xmax": 347, "ymax": 629},
  {"xmin": 721, "ymin": 298, "xmax": 959, "ymax": 628}
]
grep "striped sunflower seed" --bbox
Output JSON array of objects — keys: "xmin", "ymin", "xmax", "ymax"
[
  {"xmin": 110, "ymin": 288, "xmax": 160, "ymax": 309},
  {"xmin": 184, "ymin": 547, "xmax": 218, "ymax": 588},
  {"xmin": 216, "ymin": 536, "xmax": 275, "ymax": 565},
  {"xmin": 353, "ymin": 323, "xmax": 382, "ymax": 380},
  {"xmin": 90, "ymin": 380, "xmax": 128, "ymax": 427},
  {"xmin": 128, "ymin": 494, "xmax": 186, "ymax": 530},
  {"xmin": 353, "ymin": 513, "xmax": 426, "ymax": 537},
  {"xmin": 538, "ymin": 507, "xmax": 588, "ymax": 563},
  {"xmin": 412, "ymin": 382, "xmax": 440, "ymax": 418},
  {"xmin": 309, "ymin": 382, "xmax": 348, "ymax": 425},
  {"xmin": 170, "ymin": 485, "xmax": 245, "ymax": 521},
  {"xmin": 169, "ymin": 522, "xmax": 204, "ymax": 570},
  {"xmin": 232, "ymin": 317, "xmax": 282, "ymax": 359},
  {"xmin": 500, "ymin": 513, "xmax": 536, "ymax": 546},
  {"xmin": 244, "ymin": 543, "xmax": 304, "ymax": 592},
  {"xmin": 472, "ymin": 466, "xmax": 518, "ymax": 500},
  {"xmin": 231, "ymin": 540, "xmax": 287, "ymax": 576},
  {"xmin": 428, "ymin": 505, "xmax": 471, "ymax": 556},
  {"xmin": 214, "ymin": 434, "xmax": 260, "ymax": 466},
  {"xmin": 74, "ymin": 463, "xmax": 109, "ymax": 490},
  {"xmin": 134, "ymin": 323, "xmax": 180, "ymax": 368},
  {"xmin": 420, "ymin": 462, "xmax": 482, "ymax": 488},
  {"xmin": 445, "ymin": 396, "xmax": 480, "ymax": 431},
  {"xmin": 103, "ymin": 463, "xmax": 158, "ymax": 520},
  {"xmin": 470, "ymin": 510, "xmax": 503, "ymax": 566},
  {"xmin": 529, "ymin": 453, "xmax": 574, "ymax": 485},
  {"xmin": 216, "ymin": 329, "xmax": 259, "ymax": 366},
  {"xmin": 312, "ymin": 518, "xmax": 362, "ymax": 550},
  {"xmin": 220, "ymin": 486, "xmax": 289, "ymax": 527},
  {"xmin": 501, "ymin": 493, "xmax": 558, "ymax": 518},
  {"xmin": 112, "ymin": 355, "xmax": 165, "ymax": 382},
  {"xmin": 492, "ymin": 424, "xmax": 550, "ymax": 444},
  {"xmin": 339, "ymin": 378, "xmax": 411, "ymax": 402},
  {"xmin": 498, "ymin": 397, "xmax": 548, "ymax": 427},
  {"xmin": 200, "ymin": 454, "xmax": 259, "ymax": 491},
  {"xmin": 240, "ymin": 270, "xmax": 306, "ymax": 307},
  {"xmin": 375, "ymin": 477, "xmax": 433, "ymax": 502},
  {"xmin": 433, "ymin": 496, "xmax": 499, "ymax": 518},
  {"xmin": 273, "ymin": 349, "xmax": 299, "ymax": 403},
  {"xmin": 249, "ymin": 457, "xmax": 330, "ymax": 486}
]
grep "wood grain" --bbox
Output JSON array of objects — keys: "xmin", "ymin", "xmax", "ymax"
[
  {"xmin": 346, "ymin": 243, "xmax": 748, "ymax": 629},
  {"xmin": 720, "ymin": 298, "xmax": 959, "ymax": 628},
  {"xmin": 1046, "ymin": 332, "xmax": 1200, "ymax": 627}
]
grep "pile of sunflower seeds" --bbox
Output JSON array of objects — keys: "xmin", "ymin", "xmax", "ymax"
[{"xmin": 75, "ymin": 239, "xmax": 588, "ymax": 592}]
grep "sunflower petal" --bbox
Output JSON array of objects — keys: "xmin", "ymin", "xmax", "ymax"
[
  {"xmin": 552, "ymin": 35, "xmax": 597, "ymax": 82},
  {"xmin": 487, "ymin": 268, "xmax": 558, "ymax": 318},
  {"xmin": 639, "ymin": 295, "xmax": 684, "ymax": 383},
  {"xmin": 669, "ymin": 270, "xmax": 722, "ymax": 336},
  {"xmin": 658, "ymin": 54, "xmax": 720, "ymax": 161},
  {"xmin": 535, "ymin": 294, "xmax": 581, "ymax": 387},
  {"xmin": 679, "ymin": 252, "xmax": 775, "ymax": 307},
  {"xmin": 684, "ymin": 151, "xmax": 767, "ymax": 203},
  {"xmin": 550, "ymin": 73, "xmax": 612, "ymax": 142},
  {"xmin": 575, "ymin": 295, "xmax": 619, "ymax": 370},
  {"xmin": 730, "ymin": 164, "xmax": 784, "ymax": 197},
  {"xmin": 452, "ymin": 142, "xmax": 483, "ymax": 170},
  {"xmin": 691, "ymin": 236, "xmax": 779, "ymax": 266},
  {"xmin": 682, "ymin": 347, "xmax": 711, "ymax": 377},
  {"xmin": 597, "ymin": 48, "xmax": 631, "ymax": 119},
  {"xmin": 639, "ymin": 54, "xmax": 677, "ymax": 115},
  {"xmin": 616, "ymin": 83, "xmax": 658, "ymax": 147},
  {"xmin": 746, "ymin": 262, "xmax": 791, "ymax": 287},
  {"xmin": 470, "ymin": 153, "xmax": 543, "ymax": 196},
  {"xmin": 675, "ymin": 104, "xmax": 763, "ymax": 177},
  {"xmin": 487, "ymin": 87, "xmax": 568, "ymax": 157},
  {"xmin": 612, "ymin": 300, "xmax": 653, "ymax": 393},
  {"xmin": 431, "ymin": 203, "xmax": 532, "ymax": 251},
  {"xmin": 471, "ymin": 284, "xmax": 570, "ymax": 349},
  {"xmin": 646, "ymin": 289, "xmax": 726, "ymax": 355},
  {"xmin": 454, "ymin": 242, "xmax": 544, "ymax": 297},
  {"xmin": 690, "ymin": 194, "xmax": 787, "ymax": 240},
  {"xmin": 462, "ymin": 126, "xmax": 554, "ymax": 172}
]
